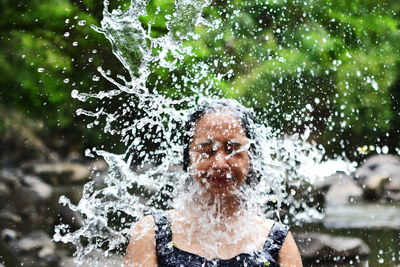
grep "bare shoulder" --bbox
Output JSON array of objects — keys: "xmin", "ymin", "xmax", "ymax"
[
  {"xmin": 255, "ymin": 217, "xmax": 302, "ymax": 266},
  {"xmin": 123, "ymin": 215, "xmax": 157, "ymax": 267},
  {"xmin": 279, "ymin": 231, "xmax": 303, "ymax": 267}
]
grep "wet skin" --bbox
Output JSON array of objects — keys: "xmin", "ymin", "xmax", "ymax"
[
  {"xmin": 123, "ymin": 110, "xmax": 303, "ymax": 266},
  {"xmin": 189, "ymin": 111, "xmax": 250, "ymax": 195}
]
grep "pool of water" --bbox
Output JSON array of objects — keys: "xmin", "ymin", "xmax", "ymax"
[{"xmin": 293, "ymin": 223, "xmax": 400, "ymax": 267}]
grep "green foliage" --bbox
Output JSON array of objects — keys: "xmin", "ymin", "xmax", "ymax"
[
  {"xmin": 182, "ymin": 0, "xmax": 400, "ymax": 158},
  {"xmin": 0, "ymin": 0, "xmax": 127, "ymax": 154},
  {"xmin": 0, "ymin": 0, "xmax": 399, "ymax": 159}
]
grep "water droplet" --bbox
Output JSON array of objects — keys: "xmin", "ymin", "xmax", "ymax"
[
  {"xmin": 371, "ymin": 80, "xmax": 379, "ymax": 91},
  {"xmin": 85, "ymin": 149, "xmax": 94, "ymax": 158},
  {"xmin": 64, "ymin": 32, "xmax": 70, "ymax": 37},
  {"xmin": 71, "ymin": 89, "xmax": 79, "ymax": 98},
  {"xmin": 92, "ymin": 75, "xmax": 100, "ymax": 82},
  {"xmin": 382, "ymin": 146, "xmax": 389, "ymax": 154},
  {"xmin": 37, "ymin": 68, "xmax": 45, "ymax": 73},
  {"xmin": 72, "ymin": 41, "xmax": 78, "ymax": 46},
  {"xmin": 63, "ymin": 79, "xmax": 70, "ymax": 84},
  {"xmin": 78, "ymin": 20, "xmax": 87, "ymax": 26}
]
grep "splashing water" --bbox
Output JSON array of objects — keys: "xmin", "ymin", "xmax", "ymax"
[{"xmin": 54, "ymin": 0, "xmax": 357, "ymax": 265}]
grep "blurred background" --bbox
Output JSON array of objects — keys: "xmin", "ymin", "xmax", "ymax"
[{"xmin": 0, "ymin": 0, "xmax": 399, "ymax": 266}]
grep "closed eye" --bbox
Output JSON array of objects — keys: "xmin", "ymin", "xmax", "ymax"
[
  {"xmin": 197, "ymin": 141, "xmax": 217, "ymax": 156},
  {"xmin": 226, "ymin": 141, "xmax": 242, "ymax": 154}
]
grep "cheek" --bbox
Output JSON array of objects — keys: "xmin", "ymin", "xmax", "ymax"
[
  {"xmin": 189, "ymin": 152, "xmax": 208, "ymax": 171},
  {"xmin": 230, "ymin": 155, "xmax": 250, "ymax": 175}
]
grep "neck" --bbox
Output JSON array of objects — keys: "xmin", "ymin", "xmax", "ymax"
[{"xmin": 194, "ymin": 189, "xmax": 244, "ymax": 219}]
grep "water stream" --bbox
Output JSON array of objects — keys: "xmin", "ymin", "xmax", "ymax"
[{"xmin": 53, "ymin": 0, "xmax": 395, "ymax": 266}]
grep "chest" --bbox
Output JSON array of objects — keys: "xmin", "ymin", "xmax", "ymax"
[{"xmin": 171, "ymin": 223, "xmax": 268, "ymax": 259}]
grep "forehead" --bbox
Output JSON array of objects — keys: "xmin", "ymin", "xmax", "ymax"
[{"xmin": 193, "ymin": 111, "xmax": 247, "ymax": 141}]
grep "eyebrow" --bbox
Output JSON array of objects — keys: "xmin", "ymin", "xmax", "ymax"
[
  {"xmin": 199, "ymin": 141, "xmax": 214, "ymax": 147},
  {"xmin": 227, "ymin": 140, "xmax": 242, "ymax": 146}
]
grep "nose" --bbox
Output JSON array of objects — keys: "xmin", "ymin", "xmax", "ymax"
[{"xmin": 211, "ymin": 151, "xmax": 229, "ymax": 171}]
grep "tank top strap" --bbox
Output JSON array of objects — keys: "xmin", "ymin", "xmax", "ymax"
[
  {"xmin": 263, "ymin": 221, "xmax": 290, "ymax": 259},
  {"xmin": 152, "ymin": 211, "xmax": 173, "ymax": 250}
]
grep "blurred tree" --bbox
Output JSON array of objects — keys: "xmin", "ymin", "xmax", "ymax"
[
  {"xmin": 0, "ymin": 0, "xmax": 399, "ymax": 163},
  {"xmin": 0, "ymin": 0, "xmax": 129, "ymax": 160},
  {"xmin": 182, "ymin": 0, "xmax": 400, "ymax": 160}
]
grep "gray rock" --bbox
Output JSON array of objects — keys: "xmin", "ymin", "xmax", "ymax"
[
  {"xmin": 0, "ymin": 168, "xmax": 20, "ymax": 188},
  {"xmin": 0, "ymin": 181, "xmax": 10, "ymax": 195},
  {"xmin": 3, "ymin": 231, "xmax": 58, "ymax": 267},
  {"xmin": 22, "ymin": 175, "xmax": 52, "ymax": 200},
  {"xmin": 355, "ymin": 155, "xmax": 400, "ymax": 201},
  {"xmin": 324, "ymin": 203, "xmax": 400, "ymax": 230},
  {"xmin": 384, "ymin": 190, "xmax": 400, "ymax": 202},
  {"xmin": 0, "ymin": 211, "xmax": 21, "ymax": 224},
  {"xmin": 295, "ymin": 233, "xmax": 370, "ymax": 265},
  {"xmin": 89, "ymin": 159, "xmax": 108, "ymax": 173},
  {"xmin": 15, "ymin": 231, "xmax": 54, "ymax": 252},
  {"xmin": 1, "ymin": 228, "xmax": 17, "ymax": 242},
  {"xmin": 24, "ymin": 162, "xmax": 91, "ymax": 184},
  {"xmin": 323, "ymin": 173, "xmax": 363, "ymax": 206},
  {"xmin": 316, "ymin": 171, "xmax": 347, "ymax": 190}
]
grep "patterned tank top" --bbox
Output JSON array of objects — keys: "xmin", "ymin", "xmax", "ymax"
[{"xmin": 152, "ymin": 212, "xmax": 289, "ymax": 267}]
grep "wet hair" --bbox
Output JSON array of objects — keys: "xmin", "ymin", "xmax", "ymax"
[{"xmin": 182, "ymin": 99, "xmax": 261, "ymax": 186}]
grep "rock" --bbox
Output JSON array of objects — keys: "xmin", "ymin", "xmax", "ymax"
[
  {"xmin": 1, "ymin": 228, "xmax": 17, "ymax": 243},
  {"xmin": 315, "ymin": 171, "xmax": 346, "ymax": 191},
  {"xmin": 0, "ymin": 168, "xmax": 20, "ymax": 187},
  {"xmin": 24, "ymin": 162, "xmax": 91, "ymax": 184},
  {"xmin": 15, "ymin": 231, "xmax": 54, "ymax": 252},
  {"xmin": 0, "ymin": 168, "xmax": 52, "ymax": 200},
  {"xmin": 324, "ymin": 203, "xmax": 400, "ymax": 229},
  {"xmin": 0, "ymin": 211, "xmax": 21, "ymax": 225},
  {"xmin": 21, "ymin": 175, "xmax": 52, "ymax": 200},
  {"xmin": 323, "ymin": 173, "xmax": 363, "ymax": 206},
  {"xmin": 355, "ymin": 155, "xmax": 400, "ymax": 201},
  {"xmin": 38, "ymin": 246, "xmax": 59, "ymax": 263},
  {"xmin": 2, "ymin": 231, "xmax": 58, "ymax": 267},
  {"xmin": 0, "ymin": 181, "xmax": 10, "ymax": 195},
  {"xmin": 90, "ymin": 159, "xmax": 108, "ymax": 173},
  {"xmin": 0, "ymin": 169, "xmax": 51, "ymax": 231},
  {"xmin": 295, "ymin": 233, "xmax": 370, "ymax": 265},
  {"xmin": 384, "ymin": 190, "xmax": 400, "ymax": 202}
]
